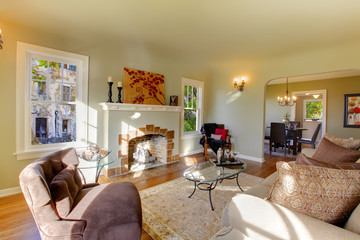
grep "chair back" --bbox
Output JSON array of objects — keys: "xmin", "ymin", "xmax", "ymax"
[
  {"xmin": 270, "ymin": 122, "xmax": 287, "ymax": 144},
  {"xmin": 311, "ymin": 123, "xmax": 322, "ymax": 143}
]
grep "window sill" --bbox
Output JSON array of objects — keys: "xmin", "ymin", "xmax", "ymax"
[
  {"xmin": 14, "ymin": 148, "xmax": 63, "ymax": 161},
  {"xmin": 181, "ymin": 132, "xmax": 202, "ymax": 140}
]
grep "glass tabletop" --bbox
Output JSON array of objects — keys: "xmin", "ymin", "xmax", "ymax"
[
  {"xmin": 78, "ymin": 158, "xmax": 114, "ymax": 169},
  {"xmin": 183, "ymin": 160, "xmax": 247, "ymax": 183}
]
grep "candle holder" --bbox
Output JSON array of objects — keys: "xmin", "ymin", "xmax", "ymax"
[
  {"xmin": 117, "ymin": 87, "xmax": 123, "ymax": 103},
  {"xmin": 107, "ymin": 82, "xmax": 113, "ymax": 103}
]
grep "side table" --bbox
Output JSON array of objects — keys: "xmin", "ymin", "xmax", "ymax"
[{"xmin": 78, "ymin": 158, "xmax": 114, "ymax": 183}]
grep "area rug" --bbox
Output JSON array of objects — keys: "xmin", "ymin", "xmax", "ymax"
[{"xmin": 140, "ymin": 172, "xmax": 263, "ymax": 240}]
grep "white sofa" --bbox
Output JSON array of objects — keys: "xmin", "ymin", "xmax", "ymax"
[{"xmin": 217, "ymin": 149, "xmax": 360, "ymax": 240}]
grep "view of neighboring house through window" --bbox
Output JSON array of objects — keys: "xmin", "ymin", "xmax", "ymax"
[
  {"xmin": 182, "ymin": 78, "xmax": 204, "ymax": 134},
  {"xmin": 31, "ymin": 59, "xmax": 77, "ymax": 145}
]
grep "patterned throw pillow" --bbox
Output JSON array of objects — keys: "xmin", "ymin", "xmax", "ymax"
[
  {"xmin": 267, "ymin": 162, "xmax": 360, "ymax": 226},
  {"xmin": 312, "ymin": 137, "xmax": 360, "ymax": 163},
  {"xmin": 324, "ymin": 134, "xmax": 360, "ymax": 150}
]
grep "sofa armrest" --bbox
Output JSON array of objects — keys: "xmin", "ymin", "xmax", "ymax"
[
  {"xmin": 226, "ymin": 194, "xmax": 360, "ymax": 240},
  {"xmin": 82, "ymin": 183, "xmax": 99, "ymax": 189},
  {"xmin": 39, "ymin": 219, "xmax": 86, "ymax": 239}
]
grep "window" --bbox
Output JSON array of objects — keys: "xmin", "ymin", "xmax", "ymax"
[
  {"xmin": 15, "ymin": 42, "xmax": 89, "ymax": 160},
  {"xmin": 304, "ymin": 100, "xmax": 323, "ymax": 120},
  {"xmin": 181, "ymin": 78, "xmax": 204, "ymax": 136}
]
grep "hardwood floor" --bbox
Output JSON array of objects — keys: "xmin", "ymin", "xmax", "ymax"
[{"xmin": 0, "ymin": 153, "xmax": 292, "ymax": 240}]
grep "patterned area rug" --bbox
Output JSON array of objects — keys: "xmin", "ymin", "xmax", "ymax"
[{"xmin": 140, "ymin": 172, "xmax": 263, "ymax": 240}]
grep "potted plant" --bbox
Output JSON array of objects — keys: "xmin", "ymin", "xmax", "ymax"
[{"xmin": 283, "ymin": 113, "xmax": 290, "ymax": 126}]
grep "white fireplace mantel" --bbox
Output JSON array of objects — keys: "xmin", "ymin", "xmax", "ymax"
[{"xmin": 99, "ymin": 102, "xmax": 183, "ymax": 112}]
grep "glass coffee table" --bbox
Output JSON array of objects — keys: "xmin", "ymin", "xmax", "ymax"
[{"xmin": 183, "ymin": 157, "xmax": 247, "ymax": 211}]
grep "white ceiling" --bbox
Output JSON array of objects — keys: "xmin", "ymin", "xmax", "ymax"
[{"xmin": 2, "ymin": 0, "xmax": 360, "ymax": 65}]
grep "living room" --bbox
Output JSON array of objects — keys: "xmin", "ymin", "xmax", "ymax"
[{"xmin": 1, "ymin": 1, "xmax": 360, "ymax": 239}]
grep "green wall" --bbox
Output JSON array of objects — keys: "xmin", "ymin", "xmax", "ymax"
[
  {"xmin": 207, "ymin": 40, "xmax": 360, "ymax": 159},
  {"xmin": 265, "ymin": 77, "xmax": 360, "ymax": 138}
]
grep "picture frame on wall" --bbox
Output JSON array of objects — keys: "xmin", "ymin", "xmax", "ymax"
[
  {"xmin": 344, "ymin": 93, "xmax": 360, "ymax": 128},
  {"xmin": 170, "ymin": 96, "xmax": 178, "ymax": 106}
]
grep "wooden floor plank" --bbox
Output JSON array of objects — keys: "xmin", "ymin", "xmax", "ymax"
[{"xmin": 0, "ymin": 153, "xmax": 291, "ymax": 240}]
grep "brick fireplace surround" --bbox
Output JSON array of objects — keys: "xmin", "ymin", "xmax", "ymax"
[{"xmin": 104, "ymin": 124, "xmax": 179, "ymax": 177}]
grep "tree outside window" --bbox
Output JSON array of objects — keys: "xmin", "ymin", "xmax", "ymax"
[
  {"xmin": 305, "ymin": 100, "xmax": 323, "ymax": 120},
  {"xmin": 182, "ymin": 78, "xmax": 203, "ymax": 134}
]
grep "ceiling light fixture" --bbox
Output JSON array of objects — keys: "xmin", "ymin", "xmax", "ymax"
[
  {"xmin": 234, "ymin": 77, "xmax": 246, "ymax": 91},
  {"xmin": 277, "ymin": 77, "xmax": 296, "ymax": 106},
  {"xmin": 313, "ymin": 94, "xmax": 320, "ymax": 99}
]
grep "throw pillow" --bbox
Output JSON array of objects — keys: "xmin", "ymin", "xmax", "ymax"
[
  {"xmin": 215, "ymin": 128, "xmax": 229, "ymax": 141},
  {"xmin": 296, "ymin": 153, "xmax": 360, "ymax": 170},
  {"xmin": 312, "ymin": 137, "xmax": 360, "ymax": 163},
  {"xmin": 49, "ymin": 164, "xmax": 82, "ymax": 218},
  {"xmin": 324, "ymin": 134, "xmax": 360, "ymax": 150},
  {"xmin": 210, "ymin": 134, "xmax": 222, "ymax": 140},
  {"xmin": 267, "ymin": 161, "xmax": 360, "ymax": 226}
]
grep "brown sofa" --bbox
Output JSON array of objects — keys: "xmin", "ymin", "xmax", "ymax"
[{"xmin": 19, "ymin": 148, "xmax": 142, "ymax": 240}]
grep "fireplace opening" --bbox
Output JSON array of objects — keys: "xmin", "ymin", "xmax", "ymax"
[{"xmin": 128, "ymin": 134, "xmax": 167, "ymax": 172}]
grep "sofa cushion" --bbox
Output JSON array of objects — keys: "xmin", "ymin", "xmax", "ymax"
[
  {"xmin": 345, "ymin": 204, "xmax": 360, "ymax": 235},
  {"xmin": 312, "ymin": 137, "xmax": 360, "ymax": 163},
  {"xmin": 296, "ymin": 153, "xmax": 360, "ymax": 170},
  {"xmin": 225, "ymin": 194, "xmax": 360, "ymax": 240},
  {"xmin": 50, "ymin": 164, "xmax": 82, "ymax": 218},
  {"xmin": 67, "ymin": 181, "xmax": 142, "ymax": 240},
  {"xmin": 267, "ymin": 161, "xmax": 360, "ymax": 226},
  {"xmin": 324, "ymin": 134, "xmax": 360, "ymax": 150}
]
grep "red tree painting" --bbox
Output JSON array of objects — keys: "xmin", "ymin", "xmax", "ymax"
[{"xmin": 124, "ymin": 67, "xmax": 165, "ymax": 105}]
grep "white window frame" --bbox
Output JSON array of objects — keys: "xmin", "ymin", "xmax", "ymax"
[
  {"xmin": 181, "ymin": 77, "xmax": 204, "ymax": 139},
  {"xmin": 15, "ymin": 42, "xmax": 89, "ymax": 160},
  {"xmin": 303, "ymin": 98, "xmax": 324, "ymax": 121}
]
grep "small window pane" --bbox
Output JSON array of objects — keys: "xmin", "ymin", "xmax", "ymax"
[
  {"xmin": 63, "ymin": 64, "xmax": 77, "ymax": 83},
  {"xmin": 32, "ymin": 59, "xmax": 47, "ymax": 80},
  {"xmin": 49, "ymin": 61, "xmax": 62, "ymax": 82},
  {"xmin": 184, "ymin": 109, "xmax": 197, "ymax": 132},
  {"xmin": 193, "ymin": 87, "xmax": 197, "ymax": 108},
  {"xmin": 48, "ymin": 82, "xmax": 61, "ymax": 102},
  {"xmin": 184, "ymin": 85, "xmax": 188, "ymax": 107},
  {"xmin": 31, "ymin": 81, "xmax": 47, "ymax": 101}
]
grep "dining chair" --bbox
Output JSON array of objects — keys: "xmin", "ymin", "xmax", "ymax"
[
  {"xmin": 270, "ymin": 122, "xmax": 291, "ymax": 157},
  {"xmin": 297, "ymin": 123, "xmax": 322, "ymax": 152}
]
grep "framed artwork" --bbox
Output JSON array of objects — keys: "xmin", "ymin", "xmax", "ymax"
[
  {"xmin": 170, "ymin": 96, "xmax": 178, "ymax": 106},
  {"xmin": 344, "ymin": 93, "xmax": 360, "ymax": 128},
  {"xmin": 124, "ymin": 67, "xmax": 165, "ymax": 105}
]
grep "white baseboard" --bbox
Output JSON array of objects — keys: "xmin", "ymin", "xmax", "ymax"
[
  {"xmin": 180, "ymin": 149, "xmax": 203, "ymax": 157},
  {"xmin": 237, "ymin": 154, "xmax": 264, "ymax": 163},
  {"xmin": 180, "ymin": 149, "xmax": 264, "ymax": 163},
  {"xmin": 0, "ymin": 186, "xmax": 22, "ymax": 197}
]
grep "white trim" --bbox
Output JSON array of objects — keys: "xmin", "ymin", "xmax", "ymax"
[
  {"xmin": 99, "ymin": 102, "xmax": 183, "ymax": 112},
  {"xmin": 179, "ymin": 148, "xmax": 203, "ymax": 157},
  {"xmin": 292, "ymin": 89, "xmax": 327, "ymax": 138},
  {"xmin": 237, "ymin": 154, "xmax": 265, "ymax": 163},
  {"xmin": 15, "ymin": 42, "xmax": 89, "ymax": 161},
  {"xmin": 0, "ymin": 186, "xmax": 22, "ymax": 197},
  {"xmin": 181, "ymin": 77, "xmax": 204, "ymax": 136}
]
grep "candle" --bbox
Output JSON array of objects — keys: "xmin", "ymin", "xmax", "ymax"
[
  {"xmin": 118, "ymin": 81, "xmax": 123, "ymax": 87},
  {"xmin": 107, "ymin": 76, "xmax": 113, "ymax": 82}
]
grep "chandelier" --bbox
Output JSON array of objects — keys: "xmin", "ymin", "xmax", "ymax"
[{"xmin": 277, "ymin": 77, "xmax": 296, "ymax": 106}]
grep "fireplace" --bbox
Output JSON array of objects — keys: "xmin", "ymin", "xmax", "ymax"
[
  {"xmin": 103, "ymin": 124, "xmax": 179, "ymax": 176},
  {"xmin": 100, "ymin": 103, "xmax": 182, "ymax": 178},
  {"xmin": 128, "ymin": 134, "xmax": 167, "ymax": 171}
]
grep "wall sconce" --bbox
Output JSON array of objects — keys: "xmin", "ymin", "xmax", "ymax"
[
  {"xmin": 0, "ymin": 28, "xmax": 3, "ymax": 50},
  {"xmin": 234, "ymin": 77, "xmax": 246, "ymax": 91}
]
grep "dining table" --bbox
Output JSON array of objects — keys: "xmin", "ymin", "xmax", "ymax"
[
  {"xmin": 285, "ymin": 127, "xmax": 308, "ymax": 155},
  {"xmin": 267, "ymin": 126, "xmax": 308, "ymax": 155}
]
